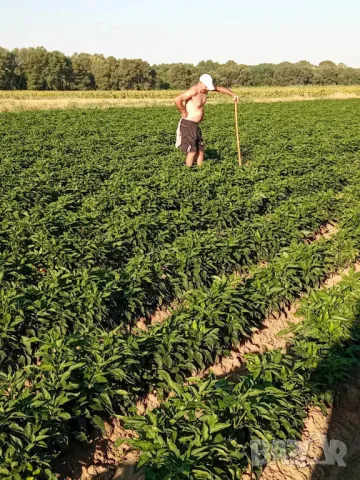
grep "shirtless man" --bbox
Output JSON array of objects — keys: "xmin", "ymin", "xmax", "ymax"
[{"xmin": 174, "ymin": 74, "xmax": 238, "ymax": 167}]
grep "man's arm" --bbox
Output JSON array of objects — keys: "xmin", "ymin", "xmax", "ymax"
[
  {"xmin": 174, "ymin": 86, "xmax": 197, "ymax": 117},
  {"xmin": 214, "ymin": 86, "xmax": 239, "ymax": 102}
]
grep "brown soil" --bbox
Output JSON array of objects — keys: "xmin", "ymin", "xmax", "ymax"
[
  {"xmin": 135, "ymin": 306, "xmax": 172, "ymax": 332},
  {"xmin": 206, "ymin": 302, "xmax": 300, "ymax": 378},
  {"xmin": 56, "ymin": 418, "xmax": 142, "ymax": 480},
  {"xmin": 135, "ymin": 392, "xmax": 161, "ymax": 415},
  {"xmin": 56, "ymin": 395, "xmax": 161, "ymax": 479},
  {"xmin": 259, "ymin": 373, "xmax": 360, "ymax": 480},
  {"xmin": 314, "ymin": 222, "xmax": 339, "ymax": 241},
  {"xmin": 259, "ymin": 406, "xmax": 330, "ymax": 480},
  {"xmin": 324, "ymin": 262, "xmax": 360, "ymax": 289}
]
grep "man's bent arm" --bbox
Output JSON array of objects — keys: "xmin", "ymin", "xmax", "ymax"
[
  {"xmin": 174, "ymin": 86, "xmax": 197, "ymax": 117},
  {"xmin": 214, "ymin": 86, "xmax": 239, "ymax": 101}
]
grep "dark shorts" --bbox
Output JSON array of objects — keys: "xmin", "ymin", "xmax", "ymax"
[{"xmin": 180, "ymin": 119, "xmax": 204, "ymax": 154}]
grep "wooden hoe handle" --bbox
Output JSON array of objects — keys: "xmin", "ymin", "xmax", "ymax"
[{"xmin": 234, "ymin": 101, "xmax": 242, "ymax": 166}]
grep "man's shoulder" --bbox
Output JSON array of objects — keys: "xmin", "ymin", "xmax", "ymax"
[{"xmin": 187, "ymin": 85, "xmax": 198, "ymax": 96}]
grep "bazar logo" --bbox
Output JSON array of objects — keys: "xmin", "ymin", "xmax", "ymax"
[{"xmin": 250, "ymin": 436, "xmax": 347, "ymax": 467}]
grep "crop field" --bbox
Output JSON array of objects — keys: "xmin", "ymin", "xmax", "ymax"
[
  {"xmin": 1, "ymin": 99, "xmax": 360, "ymax": 479},
  {"xmin": 1, "ymin": 85, "xmax": 360, "ymax": 113}
]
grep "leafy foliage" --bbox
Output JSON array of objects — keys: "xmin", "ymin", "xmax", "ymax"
[
  {"xmin": 1, "ymin": 100, "xmax": 360, "ymax": 477},
  {"xmin": 126, "ymin": 270, "xmax": 360, "ymax": 479},
  {"xmin": 2, "ymin": 45, "xmax": 360, "ymax": 90}
]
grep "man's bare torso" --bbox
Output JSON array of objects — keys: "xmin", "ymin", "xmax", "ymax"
[{"xmin": 185, "ymin": 90, "xmax": 207, "ymax": 124}]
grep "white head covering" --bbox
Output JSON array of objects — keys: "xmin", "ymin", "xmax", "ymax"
[{"xmin": 199, "ymin": 73, "xmax": 215, "ymax": 90}]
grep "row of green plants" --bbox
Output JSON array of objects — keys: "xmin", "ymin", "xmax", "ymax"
[
  {"xmin": 1, "ymin": 102, "xmax": 360, "ymax": 328},
  {"xmin": 1, "ymin": 100, "xmax": 360, "ymax": 477},
  {"xmin": 124, "ymin": 261, "xmax": 360, "ymax": 479},
  {"xmin": 0, "ymin": 189, "xmax": 344, "ymax": 363},
  {"xmin": 1, "ymin": 200, "xmax": 360, "ymax": 479}
]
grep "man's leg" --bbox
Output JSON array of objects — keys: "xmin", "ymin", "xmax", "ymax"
[
  {"xmin": 185, "ymin": 152, "xmax": 197, "ymax": 167},
  {"xmin": 197, "ymin": 151, "xmax": 204, "ymax": 166},
  {"xmin": 196, "ymin": 125, "xmax": 205, "ymax": 166}
]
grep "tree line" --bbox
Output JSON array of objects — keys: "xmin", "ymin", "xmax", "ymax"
[{"xmin": 1, "ymin": 46, "xmax": 360, "ymax": 90}]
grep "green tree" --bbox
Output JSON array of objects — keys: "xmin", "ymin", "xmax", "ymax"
[
  {"xmin": 296, "ymin": 60, "xmax": 314, "ymax": 84},
  {"xmin": 71, "ymin": 53, "xmax": 96, "ymax": 90},
  {"xmin": 107, "ymin": 56, "xmax": 122, "ymax": 89},
  {"xmin": 153, "ymin": 64, "xmax": 171, "ymax": 89},
  {"xmin": 15, "ymin": 47, "xmax": 50, "ymax": 90},
  {"xmin": 117, "ymin": 59, "xmax": 156, "ymax": 90},
  {"xmin": 196, "ymin": 60, "xmax": 221, "ymax": 81},
  {"xmin": 44, "ymin": 50, "xmax": 72, "ymax": 90},
  {"xmin": 337, "ymin": 66, "xmax": 360, "ymax": 85},
  {"xmin": 250, "ymin": 63, "xmax": 276, "ymax": 86},
  {"xmin": 0, "ymin": 47, "xmax": 17, "ymax": 89},
  {"xmin": 3, "ymin": 47, "xmax": 360, "ymax": 90},
  {"xmin": 319, "ymin": 60, "xmax": 336, "ymax": 67},
  {"xmin": 237, "ymin": 67, "xmax": 253, "ymax": 86},
  {"xmin": 197, "ymin": 60, "xmax": 221, "ymax": 72},
  {"xmin": 274, "ymin": 62, "xmax": 313, "ymax": 86},
  {"xmin": 213, "ymin": 61, "xmax": 243, "ymax": 87},
  {"xmin": 163, "ymin": 63, "xmax": 195, "ymax": 89},
  {"xmin": 313, "ymin": 61, "xmax": 339, "ymax": 85},
  {"xmin": 90, "ymin": 54, "xmax": 111, "ymax": 90},
  {"xmin": 12, "ymin": 48, "xmax": 27, "ymax": 89}
]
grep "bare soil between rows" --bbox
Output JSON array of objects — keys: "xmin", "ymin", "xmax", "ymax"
[{"xmin": 260, "ymin": 372, "xmax": 360, "ymax": 480}]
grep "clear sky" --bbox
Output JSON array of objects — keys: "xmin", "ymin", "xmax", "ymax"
[{"xmin": 1, "ymin": 0, "xmax": 360, "ymax": 67}]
